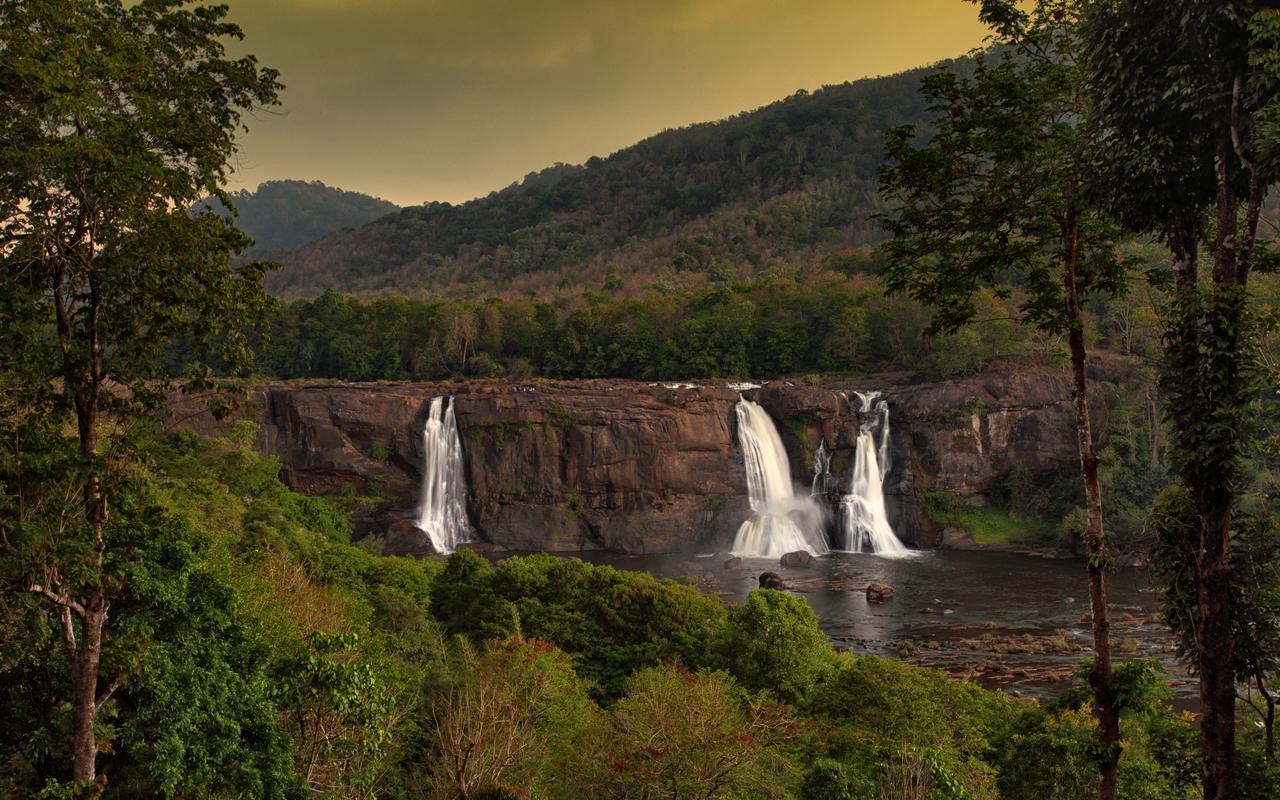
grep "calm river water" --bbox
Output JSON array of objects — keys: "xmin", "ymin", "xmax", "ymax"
[{"xmin": 569, "ymin": 548, "xmax": 1186, "ymax": 701}]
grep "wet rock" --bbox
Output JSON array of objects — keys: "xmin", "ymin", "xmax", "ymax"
[
  {"xmin": 384, "ymin": 519, "xmax": 432, "ymax": 554},
  {"xmin": 759, "ymin": 572, "xmax": 786, "ymax": 590},
  {"xmin": 1116, "ymin": 552, "xmax": 1150, "ymax": 568},
  {"xmin": 723, "ymin": 556, "xmax": 742, "ymax": 569},
  {"xmin": 866, "ymin": 581, "xmax": 894, "ymax": 602},
  {"xmin": 780, "ymin": 550, "xmax": 816, "ymax": 568}
]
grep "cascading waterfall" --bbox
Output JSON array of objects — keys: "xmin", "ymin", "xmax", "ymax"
[
  {"xmin": 731, "ymin": 399, "xmax": 828, "ymax": 559},
  {"xmin": 415, "ymin": 396, "xmax": 473, "ymax": 554},
  {"xmin": 839, "ymin": 392, "xmax": 910, "ymax": 556},
  {"xmin": 811, "ymin": 440, "xmax": 832, "ymax": 497}
]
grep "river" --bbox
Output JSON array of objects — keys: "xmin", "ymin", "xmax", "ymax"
[{"xmin": 571, "ymin": 548, "xmax": 1186, "ymax": 701}]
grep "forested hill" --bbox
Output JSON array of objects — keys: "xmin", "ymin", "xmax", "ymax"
[
  {"xmin": 266, "ymin": 60, "xmax": 965, "ymax": 298},
  {"xmin": 200, "ymin": 179, "xmax": 399, "ymax": 257}
]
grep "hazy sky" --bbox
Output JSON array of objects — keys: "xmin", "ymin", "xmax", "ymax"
[{"xmin": 226, "ymin": 1, "xmax": 989, "ymax": 206}]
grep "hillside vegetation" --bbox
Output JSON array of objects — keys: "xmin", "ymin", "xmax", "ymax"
[
  {"xmin": 1, "ymin": 428, "xmax": 1241, "ymax": 799},
  {"xmin": 200, "ymin": 179, "xmax": 399, "ymax": 258},
  {"xmin": 267, "ymin": 64, "xmax": 965, "ymax": 298}
]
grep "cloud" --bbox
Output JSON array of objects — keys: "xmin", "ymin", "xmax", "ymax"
[{"xmin": 449, "ymin": 29, "xmax": 595, "ymax": 72}]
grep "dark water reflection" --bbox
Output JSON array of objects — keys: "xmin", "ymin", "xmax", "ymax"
[{"xmin": 566, "ymin": 549, "xmax": 1188, "ymax": 701}]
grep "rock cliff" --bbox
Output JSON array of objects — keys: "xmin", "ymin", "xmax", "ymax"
[{"xmin": 175, "ymin": 366, "xmax": 1112, "ymax": 555}]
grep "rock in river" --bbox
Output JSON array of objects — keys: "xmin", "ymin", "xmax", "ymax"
[
  {"xmin": 866, "ymin": 581, "xmax": 894, "ymax": 602},
  {"xmin": 779, "ymin": 550, "xmax": 816, "ymax": 568},
  {"xmin": 759, "ymin": 572, "xmax": 786, "ymax": 590}
]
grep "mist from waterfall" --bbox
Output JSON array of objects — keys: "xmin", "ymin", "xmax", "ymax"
[
  {"xmin": 415, "ymin": 396, "xmax": 473, "ymax": 554},
  {"xmin": 731, "ymin": 399, "xmax": 828, "ymax": 559},
  {"xmin": 839, "ymin": 392, "xmax": 910, "ymax": 556}
]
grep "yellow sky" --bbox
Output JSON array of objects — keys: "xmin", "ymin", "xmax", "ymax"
[{"xmin": 226, "ymin": 1, "xmax": 990, "ymax": 206}]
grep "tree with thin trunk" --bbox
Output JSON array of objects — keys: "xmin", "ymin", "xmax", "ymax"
[
  {"xmin": 878, "ymin": 2, "xmax": 1128, "ymax": 797},
  {"xmin": 1083, "ymin": 2, "xmax": 1280, "ymax": 796},
  {"xmin": 0, "ymin": 0, "xmax": 279, "ymax": 793}
]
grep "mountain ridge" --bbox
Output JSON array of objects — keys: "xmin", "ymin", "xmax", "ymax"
[
  {"xmin": 201, "ymin": 179, "xmax": 399, "ymax": 258},
  {"xmin": 265, "ymin": 59, "xmax": 968, "ymax": 299}
]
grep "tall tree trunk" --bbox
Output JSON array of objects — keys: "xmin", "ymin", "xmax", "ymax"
[
  {"xmin": 70, "ymin": 388, "xmax": 106, "ymax": 793},
  {"xmin": 1064, "ymin": 216, "xmax": 1120, "ymax": 800},
  {"xmin": 1199, "ymin": 498, "xmax": 1236, "ymax": 800},
  {"xmin": 70, "ymin": 592, "xmax": 105, "ymax": 789},
  {"xmin": 1196, "ymin": 135, "xmax": 1242, "ymax": 800}
]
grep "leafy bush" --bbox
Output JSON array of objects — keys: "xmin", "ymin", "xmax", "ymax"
[
  {"xmin": 714, "ymin": 588, "xmax": 837, "ymax": 704},
  {"xmin": 431, "ymin": 551, "xmax": 727, "ymax": 700}
]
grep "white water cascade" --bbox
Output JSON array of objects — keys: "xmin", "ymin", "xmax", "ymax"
[
  {"xmin": 731, "ymin": 399, "xmax": 828, "ymax": 559},
  {"xmin": 811, "ymin": 440, "xmax": 832, "ymax": 497},
  {"xmin": 414, "ymin": 397, "xmax": 473, "ymax": 554},
  {"xmin": 839, "ymin": 392, "xmax": 910, "ymax": 556}
]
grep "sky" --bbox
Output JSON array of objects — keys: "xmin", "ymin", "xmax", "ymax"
[{"xmin": 226, "ymin": 1, "xmax": 990, "ymax": 207}]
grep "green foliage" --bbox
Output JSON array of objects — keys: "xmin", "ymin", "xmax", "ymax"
[
  {"xmin": 254, "ymin": 277, "xmax": 1043, "ymax": 382},
  {"xmin": 1151, "ymin": 483, "xmax": 1280, "ymax": 737},
  {"xmin": 995, "ymin": 661, "xmax": 1200, "ymax": 800},
  {"xmin": 274, "ymin": 632, "xmax": 397, "ymax": 797},
  {"xmin": 1161, "ymin": 287, "xmax": 1262, "ymax": 515},
  {"xmin": 0, "ymin": 478, "xmax": 304, "ymax": 799},
  {"xmin": 800, "ymin": 757, "xmax": 876, "ymax": 800},
  {"xmin": 808, "ymin": 655, "xmax": 1013, "ymax": 800},
  {"xmin": 0, "ymin": 0, "xmax": 282, "ymax": 786},
  {"xmin": 920, "ymin": 493, "xmax": 1049, "ymax": 547},
  {"xmin": 561, "ymin": 664, "xmax": 799, "ymax": 800},
  {"xmin": 430, "ymin": 551, "xmax": 727, "ymax": 701},
  {"xmin": 420, "ymin": 636, "xmax": 593, "ymax": 799},
  {"xmin": 879, "ymin": 2, "xmax": 1129, "ymax": 339},
  {"xmin": 714, "ymin": 589, "xmax": 836, "ymax": 704}
]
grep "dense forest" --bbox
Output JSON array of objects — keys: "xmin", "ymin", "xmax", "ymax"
[
  {"xmin": 266, "ymin": 64, "xmax": 963, "ymax": 298},
  {"xmin": 200, "ymin": 180, "xmax": 399, "ymax": 258},
  {"xmin": 8, "ymin": 428, "xmax": 1264, "ymax": 799}
]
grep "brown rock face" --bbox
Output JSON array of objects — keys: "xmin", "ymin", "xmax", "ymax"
[
  {"xmin": 175, "ymin": 381, "xmax": 748, "ymax": 555},
  {"xmin": 172, "ymin": 365, "xmax": 1107, "ymax": 557},
  {"xmin": 453, "ymin": 383, "xmax": 747, "ymax": 553}
]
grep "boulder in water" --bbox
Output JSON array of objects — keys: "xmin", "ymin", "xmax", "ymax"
[
  {"xmin": 780, "ymin": 550, "xmax": 816, "ymax": 568},
  {"xmin": 866, "ymin": 581, "xmax": 894, "ymax": 602},
  {"xmin": 723, "ymin": 556, "xmax": 743, "ymax": 569},
  {"xmin": 758, "ymin": 572, "xmax": 786, "ymax": 590}
]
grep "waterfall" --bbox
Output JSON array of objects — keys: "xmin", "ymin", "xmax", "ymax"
[
  {"xmin": 838, "ymin": 392, "xmax": 910, "ymax": 556},
  {"xmin": 415, "ymin": 396, "xmax": 473, "ymax": 554},
  {"xmin": 811, "ymin": 440, "xmax": 832, "ymax": 497},
  {"xmin": 731, "ymin": 399, "xmax": 828, "ymax": 559}
]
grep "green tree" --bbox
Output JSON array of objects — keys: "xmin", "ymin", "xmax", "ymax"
[
  {"xmin": 562, "ymin": 664, "xmax": 798, "ymax": 800},
  {"xmin": 424, "ymin": 636, "xmax": 591, "ymax": 799},
  {"xmin": 1084, "ymin": 3, "xmax": 1280, "ymax": 795},
  {"xmin": 0, "ymin": 0, "xmax": 280, "ymax": 790},
  {"xmin": 878, "ymin": 3, "xmax": 1129, "ymax": 795},
  {"xmin": 714, "ymin": 588, "xmax": 835, "ymax": 704},
  {"xmin": 1150, "ymin": 487, "xmax": 1280, "ymax": 759}
]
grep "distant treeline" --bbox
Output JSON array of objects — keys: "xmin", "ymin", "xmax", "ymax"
[{"xmin": 251, "ymin": 275, "xmax": 1048, "ymax": 383}]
